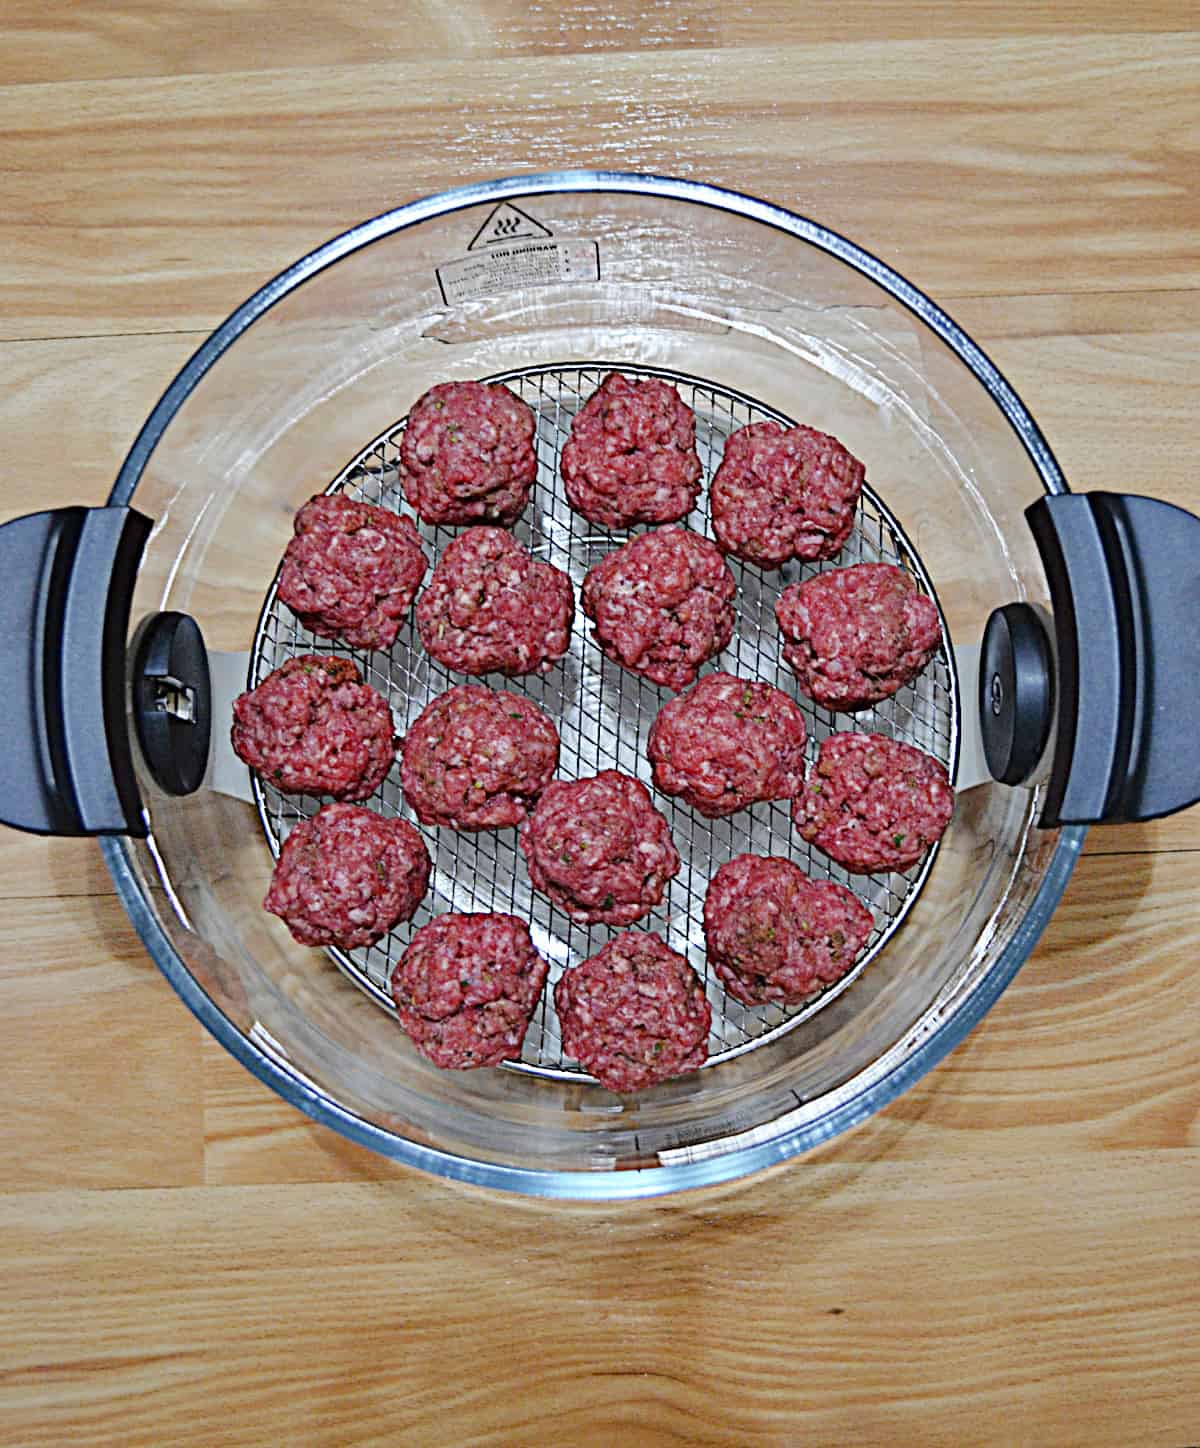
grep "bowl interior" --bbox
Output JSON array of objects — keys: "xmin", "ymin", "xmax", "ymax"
[{"xmin": 111, "ymin": 179, "xmax": 1066, "ymax": 1190}]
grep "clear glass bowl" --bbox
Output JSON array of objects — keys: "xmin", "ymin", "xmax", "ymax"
[{"xmin": 105, "ymin": 173, "xmax": 1084, "ymax": 1197}]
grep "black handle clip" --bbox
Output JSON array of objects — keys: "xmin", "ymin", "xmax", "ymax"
[
  {"xmin": 0, "ymin": 506, "xmax": 212, "ymax": 837},
  {"xmin": 981, "ymin": 492, "xmax": 1200, "ymax": 827}
]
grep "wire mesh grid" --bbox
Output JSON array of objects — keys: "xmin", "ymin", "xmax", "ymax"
[{"xmin": 249, "ymin": 362, "xmax": 959, "ymax": 1081}]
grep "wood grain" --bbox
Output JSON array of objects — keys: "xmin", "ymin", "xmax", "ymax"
[
  {"xmin": 5, "ymin": 2, "xmax": 1194, "ymax": 89},
  {"xmin": 1, "ymin": 4, "xmax": 1198, "ymax": 1444},
  {"xmin": 0, "ymin": 1160, "xmax": 1195, "ymax": 1446},
  {"xmin": 2, "ymin": 34, "xmax": 1199, "ymax": 340},
  {"xmin": 1, "ymin": 0, "xmax": 725, "ymax": 85},
  {"xmin": 0, "ymin": 332, "xmax": 204, "ymax": 522},
  {"xmin": 0, "ymin": 896, "xmax": 205, "ymax": 1191}
]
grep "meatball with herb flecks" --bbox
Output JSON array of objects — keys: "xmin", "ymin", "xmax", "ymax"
[
  {"xmin": 400, "ymin": 380, "xmax": 536, "ymax": 526},
  {"xmin": 704, "ymin": 854, "xmax": 873, "ymax": 1006},
  {"xmin": 231, "ymin": 655, "xmax": 396, "ymax": 801},
  {"xmin": 416, "ymin": 527, "xmax": 574, "ymax": 678},
  {"xmin": 521, "ymin": 770, "xmax": 680, "ymax": 926},
  {"xmin": 793, "ymin": 732, "xmax": 955, "ymax": 874},
  {"xmin": 277, "ymin": 492, "xmax": 427, "ymax": 651},
  {"xmin": 555, "ymin": 931, "xmax": 710, "ymax": 1092},
  {"xmin": 581, "ymin": 526, "xmax": 736, "ymax": 691},
  {"xmin": 775, "ymin": 562, "xmax": 942, "ymax": 711},
  {"xmin": 401, "ymin": 684, "xmax": 559, "ymax": 830},
  {"xmin": 391, "ymin": 913, "xmax": 549, "ymax": 1070},
  {"xmin": 264, "ymin": 803, "xmax": 429, "ymax": 950},
  {"xmin": 647, "ymin": 672, "xmax": 807, "ymax": 818},
  {"xmin": 711, "ymin": 420, "xmax": 863, "ymax": 568},
  {"xmin": 561, "ymin": 371, "xmax": 702, "ymax": 529}
]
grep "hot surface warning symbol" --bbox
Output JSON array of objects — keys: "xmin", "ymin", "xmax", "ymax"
[{"xmin": 468, "ymin": 202, "xmax": 554, "ymax": 250}]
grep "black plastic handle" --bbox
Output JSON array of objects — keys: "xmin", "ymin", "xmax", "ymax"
[
  {"xmin": 0, "ymin": 506, "xmax": 155, "ymax": 837},
  {"xmin": 0, "ymin": 504, "xmax": 215, "ymax": 839},
  {"xmin": 982, "ymin": 491, "xmax": 1200, "ymax": 828}
]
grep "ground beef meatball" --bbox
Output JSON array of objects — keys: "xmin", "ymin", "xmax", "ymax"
[
  {"xmin": 560, "ymin": 372, "xmax": 702, "ymax": 528},
  {"xmin": 775, "ymin": 562, "xmax": 942, "ymax": 711},
  {"xmin": 276, "ymin": 492, "xmax": 428, "ymax": 650},
  {"xmin": 520, "ymin": 771, "xmax": 680, "ymax": 926},
  {"xmin": 264, "ymin": 802, "xmax": 430, "ymax": 950},
  {"xmin": 703, "ymin": 854, "xmax": 874, "ymax": 1007},
  {"xmin": 401, "ymin": 684, "xmax": 559, "ymax": 830},
  {"xmin": 399, "ymin": 380, "xmax": 537, "ymax": 526},
  {"xmin": 231, "ymin": 655, "xmax": 396, "ymax": 801},
  {"xmin": 647, "ymin": 672, "xmax": 808, "ymax": 818},
  {"xmin": 710, "ymin": 420, "xmax": 864, "ymax": 567},
  {"xmin": 581, "ymin": 526, "xmax": 736, "ymax": 691},
  {"xmin": 416, "ymin": 527, "xmax": 575, "ymax": 677},
  {"xmin": 793, "ymin": 732, "xmax": 955, "ymax": 874},
  {"xmin": 391, "ymin": 913, "xmax": 549, "ymax": 1070},
  {"xmin": 554, "ymin": 932, "xmax": 711, "ymax": 1092}
]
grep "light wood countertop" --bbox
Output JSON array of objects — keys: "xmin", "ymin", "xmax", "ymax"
[{"xmin": 1, "ymin": 5, "xmax": 1197, "ymax": 1442}]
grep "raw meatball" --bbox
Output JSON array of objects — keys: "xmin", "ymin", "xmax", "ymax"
[
  {"xmin": 520, "ymin": 771, "xmax": 680, "ymax": 926},
  {"xmin": 647, "ymin": 672, "xmax": 808, "ymax": 818},
  {"xmin": 399, "ymin": 380, "xmax": 537, "ymax": 526},
  {"xmin": 703, "ymin": 854, "xmax": 874, "ymax": 1007},
  {"xmin": 264, "ymin": 802, "xmax": 430, "ymax": 950},
  {"xmin": 231, "ymin": 654, "xmax": 396, "ymax": 801},
  {"xmin": 561, "ymin": 372, "xmax": 702, "ymax": 528},
  {"xmin": 710, "ymin": 420, "xmax": 864, "ymax": 567},
  {"xmin": 401, "ymin": 684, "xmax": 559, "ymax": 830},
  {"xmin": 416, "ymin": 527, "xmax": 575, "ymax": 677},
  {"xmin": 554, "ymin": 932, "xmax": 711, "ymax": 1092},
  {"xmin": 581, "ymin": 526, "xmax": 736, "ymax": 691},
  {"xmin": 793, "ymin": 732, "xmax": 955, "ymax": 874},
  {"xmin": 391, "ymin": 913, "xmax": 550, "ymax": 1070},
  {"xmin": 775, "ymin": 562, "xmax": 942, "ymax": 711},
  {"xmin": 277, "ymin": 492, "xmax": 428, "ymax": 650}
]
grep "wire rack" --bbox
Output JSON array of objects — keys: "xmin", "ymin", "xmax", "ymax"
[{"xmin": 249, "ymin": 363, "xmax": 960, "ymax": 1081}]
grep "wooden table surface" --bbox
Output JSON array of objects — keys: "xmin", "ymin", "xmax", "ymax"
[{"xmin": 2, "ymin": 5, "xmax": 1198, "ymax": 1443}]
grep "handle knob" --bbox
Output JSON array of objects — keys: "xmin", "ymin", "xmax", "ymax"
[
  {"xmin": 0, "ymin": 507, "xmax": 151, "ymax": 836},
  {"xmin": 0, "ymin": 506, "xmax": 213, "ymax": 837},
  {"xmin": 984, "ymin": 491, "xmax": 1200, "ymax": 827}
]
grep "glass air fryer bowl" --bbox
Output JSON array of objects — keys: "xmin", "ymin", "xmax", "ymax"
[{"xmin": 47, "ymin": 172, "xmax": 1146, "ymax": 1196}]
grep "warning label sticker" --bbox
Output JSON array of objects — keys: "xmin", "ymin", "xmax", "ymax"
[
  {"xmin": 468, "ymin": 202, "xmax": 555, "ymax": 250},
  {"xmin": 436, "ymin": 238, "xmax": 600, "ymax": 305}
]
